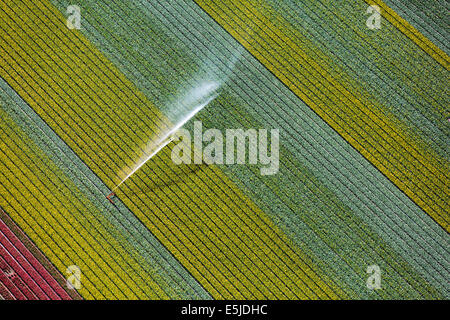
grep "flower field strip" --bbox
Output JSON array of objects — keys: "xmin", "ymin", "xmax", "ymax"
[
  {"xmin": 0, "ymin": 108, "xmax": 183, "ymax": 299},
  {"xmin": 382, "ymin": 0, "xmax": 449, "ymax": 55},
  {"xmin": 0, "ymin": 278, "xmax": 13, "ymax": 300},
  {"xmin": 0, "ymin": 255, "xmax": 35, "ymax": 299},
  {"xmin": 194, "ymin": 0, "xmax": 449, "ymax": 231},
  {"xmin": 53, "ymin": 0, "xmax": 448, "ymax": 298},
  {"xmin": 265, "ymin": 0, "xmax": 447, "ymax": 161},
  {"xmin": 0, "ymin": 0, "xmax": 340, "ymax": 299},
  {"xmin": 0, "ymin": 77, "xmax": 209, "ymax": 300},
  {"xmin": 0, "ymin": 207, "xmax": 80, "ymax": 300},
  {"xmin": 362, "ymin": 0, "xmax": 450, "ymax": 69},
  {"xmin": 0, "ymin": 210, "xmax": 72, "ymax": 299},
  {"xmin": 0, "ymin": 235, "xmax": 52, "ymax": 299}
]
